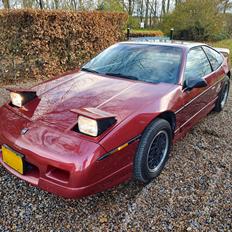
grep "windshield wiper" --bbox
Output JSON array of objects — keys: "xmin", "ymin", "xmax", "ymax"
[
  {"xmin": 81, "ymin": 67, "xmax": 99, "ymax": 74},
  {"xmin": 104, "ymin": 72, "xmax": 138, "ymax": 80}
]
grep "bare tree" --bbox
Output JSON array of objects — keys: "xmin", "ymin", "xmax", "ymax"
[
  {"xmin": 70, "ymin": 0, "xmax": 77, "ymax": 10},
  {"xmin": 22, "ymin": 0, "xmax": 34, "ymax": 8},
  {"xmin": 221, "ymin": 0, "xmax": 232, "ymax": 13},
  {"xmin": 150, "ymin": 0, "xmax": 158, "ymax": 26},
  {"xmin": 78, "ymin": 0, "xmax": 83, "ymax": 9},
  {"xmin": 128, "ymin": 0, "xmax": 132, "ymax": 15},
  {"xmin": 167, "ymin": 0, "xmax": 170, "ymax": 13},
  {"xmin": 2, "ymin": 0, "xmax": 10, "ymax": 8},
  {"xmin": 144, "ymin": 0, "xmax": 149, "ymax": 27},
  {"xmin": 53, "ymin": 0, "xmax": 59, "ymax": 9},
  {"xmin": 175, "ymin": 0, "xmax": 182, "ymax": 7},
  {"xmin": 122, "ymin": 0, "xmax": 135, "ymax": 15},
  {"xmin": 136, "ymin": 0, "xmax": 144, "ymax": 22},
  {"xmin": 38, "ymin": 0, "xmax": 44, "ymax": 9},
  {"xmin": 161, "ymin": 0, "xmax": 166, "ymax": 16}
]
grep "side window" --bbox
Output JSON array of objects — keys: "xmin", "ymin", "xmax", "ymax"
[
  {"xmin": 185, "ymin": 47, "xmax": 212, "ymax": 82},
  {"xmin": 202, "ymin": 46, "xmax": 223, "ymax": 71}
]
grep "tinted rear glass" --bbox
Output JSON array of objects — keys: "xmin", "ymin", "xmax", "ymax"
[{"xmin": 203, "ymin": 46, "xmax": 223, "ymax": 71}]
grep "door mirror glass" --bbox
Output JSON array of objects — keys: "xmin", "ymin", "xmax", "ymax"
[{"xmin": 185, "ymin": 76, "xmax": 208, "ymax": 90}]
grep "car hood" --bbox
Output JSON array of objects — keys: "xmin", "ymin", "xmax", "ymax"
[{"xmin": 19, "ymin": 71, "xmax": 177, "ymax": 129}]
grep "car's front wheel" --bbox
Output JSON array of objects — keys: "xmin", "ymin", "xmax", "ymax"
[{"xmin": 133, "ymin": 118, "xmax": 172, "ymax": 183}]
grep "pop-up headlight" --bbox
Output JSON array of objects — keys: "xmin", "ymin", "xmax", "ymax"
[
  {"xmin": 78, "ymin": 116, "xmax": 98, "ymax": 137},
  {"xmin": 77, "ymin": 115, "xmax": 116, "ymax": 137},
  {"xmin": 9, "ymin": 90, "xmax": 37, "ymax": 108},
  {"xmin": 10, "ymin": 92, "xmax": 24, "ymax": 108},
  {"xmin": 71, "ymin": 108, "xmax": 117, "ymax": 137}
]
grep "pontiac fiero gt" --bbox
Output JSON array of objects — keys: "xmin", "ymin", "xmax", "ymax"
[{"xmin": 0, "ymin": 41, "xmax": 230, "ymax": 198}]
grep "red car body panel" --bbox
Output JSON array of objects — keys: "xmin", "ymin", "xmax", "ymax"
[{"xmin": 0, "ymin": 42, "xmax": 230, "ymax": 198}]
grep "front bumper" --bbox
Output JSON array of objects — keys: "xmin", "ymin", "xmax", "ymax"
[
  {"xmin": 0, "ymin": 150, "xmax": 132, "ymax": 198},
  {"xmin": 0, "ymin": 105, "xmax": 133, "ymax": 198}
]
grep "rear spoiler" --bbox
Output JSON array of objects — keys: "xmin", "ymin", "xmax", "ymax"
[{"xmin": 214, "ymin": 47, "xmax": 230, "ymax": 58}]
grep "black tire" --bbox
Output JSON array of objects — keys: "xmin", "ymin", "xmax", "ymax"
[
  {"xmin": 214, "ymin": 76, "xmax": 230, "ymax": 112},
  {"xmin": 133, "ymin": 118, "xmax": 172, "ymax": 183}
]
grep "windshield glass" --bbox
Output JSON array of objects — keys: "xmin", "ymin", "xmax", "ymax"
[{"xmin": 82, "ymin": 44, "xmax": 183, "ymax": 84}]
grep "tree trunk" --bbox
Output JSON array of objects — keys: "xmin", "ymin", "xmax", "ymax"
[
  {"xmin": 79, "ymin": 0, "xmax": 83, "ymax": 9},
  {"xmin": 22, "ymin": 0, "xmax": 34, "ymax": 8},
  {"xmin": 128, "ymin": 0, "xmax": 132, "ymax": 15},
  {"xmin": 154, "ymin": 0, "xmax": 158, "ymax": 25},
  {"xmin": 155, "ymin": 0, "xmax": 157, "ymax": 16},
  {"xmin": 149, "ymin": 0, "xmax": 154, "ymax": 27},
  {"xmin": 2, "ymin": 0, "xmax": 10, "ymax": 8},
  {"xmin": 38, "ymin": 0, "xmax": 43, "ymax": 9},
  {"xmin": 223, "ymin": 0, "xmax": 230, "ymax": 13},
  {"xmin": 144, "ymin": 0, "xmax": 149, "ymax": 28},
  {"xmin": 54, "ymin": 0, "xmax": 59, "ymax": 9},
  {"xmin": 149, "ymin": 10, "xmax": 152, "ymax": 27},
  {"xmin": 175, "ymin": 0, "xmax": 182, "ymax": 7},
  {"xmin": 139, "ymin": 0, "xmax": 144, "ymax": 22},
  {"xmin": 167, "ymin": 0, "xmax": 170, "ymax": 13},
  {"xmin": 71, "ymin": 0, "xmax": 77, "ymax": 10},
  {"xmin": 161, "ymin": 0, "xmax": 166, "ymax": 16},
  {"xmin": 22, "ymin": 0, "xmax": 27, "ymax": 7}
]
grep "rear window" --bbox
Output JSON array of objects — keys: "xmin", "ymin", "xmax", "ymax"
[{"xmin": 202, "ymin": 46, "xmax": 223, "ymax": 71}]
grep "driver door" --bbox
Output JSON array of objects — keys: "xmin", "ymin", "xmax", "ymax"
[{"xmin": 177, "ymin": 46, "xmax": 214, "ymax": 132}]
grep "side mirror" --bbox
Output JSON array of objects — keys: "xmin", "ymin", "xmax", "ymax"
[{"xmin": 185, "ymin": 76, "xmax": 207, "ymax": 91}]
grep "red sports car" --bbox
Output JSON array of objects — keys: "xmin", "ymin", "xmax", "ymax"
[{"xmin": 0, "ymin": 42, "xmax": 230, "ymax": 198}]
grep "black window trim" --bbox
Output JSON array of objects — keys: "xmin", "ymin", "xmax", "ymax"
[{"xmin": 201, "ymin": 46, "xmax": 214, "ymax": 72}]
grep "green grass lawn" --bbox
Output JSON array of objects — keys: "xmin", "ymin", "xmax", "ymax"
[{"xmin": 210, "ymin": 39, "xmax": 232, "ymax": 61}]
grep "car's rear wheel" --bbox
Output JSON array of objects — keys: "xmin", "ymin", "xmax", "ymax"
[
  {"xmin": 214, "ymin": 76, "xmax": 230, "ymax": 112},
  {"xmin": 133, "ymin": 118, "xmax": 172, "ymax": 183}
]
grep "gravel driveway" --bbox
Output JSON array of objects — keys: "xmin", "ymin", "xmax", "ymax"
[{"xmin": 0, "ymin": 81, "xmax": 231, "ymax": 231}]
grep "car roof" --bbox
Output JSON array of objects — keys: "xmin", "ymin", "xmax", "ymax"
[{"xmin": 119, "ymin": 40, "xmax": 206, "ymax": 50}]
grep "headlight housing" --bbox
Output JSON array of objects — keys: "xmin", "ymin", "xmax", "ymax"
[
  {"xmin": 10, "ymin": 92, "xmax": 24, "ymax": 108},
  {"xmin": 78, "ymin": 116, "xmax": 98, "ymax": 137},
  {"xmin": 9, "ymin": 90, "xmax": 37, "ymax": 108},
  {"xmin": 77, "ymin": 115, "xmax": 116, "ymax": 137}
]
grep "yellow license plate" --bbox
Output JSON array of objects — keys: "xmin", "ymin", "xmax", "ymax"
[{"xmin": 2, "ymin": 145, "xmax": 24, "ymax": 175}]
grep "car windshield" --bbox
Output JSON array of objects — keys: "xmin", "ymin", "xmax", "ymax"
[{"xmin": 82, "ymin": 44, "xmax": 183, "ymax": 84}]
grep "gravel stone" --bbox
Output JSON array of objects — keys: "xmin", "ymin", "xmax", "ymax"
[{"xmin": 0, "ymin": 81, "xmax": 231, "ymax": 231}]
